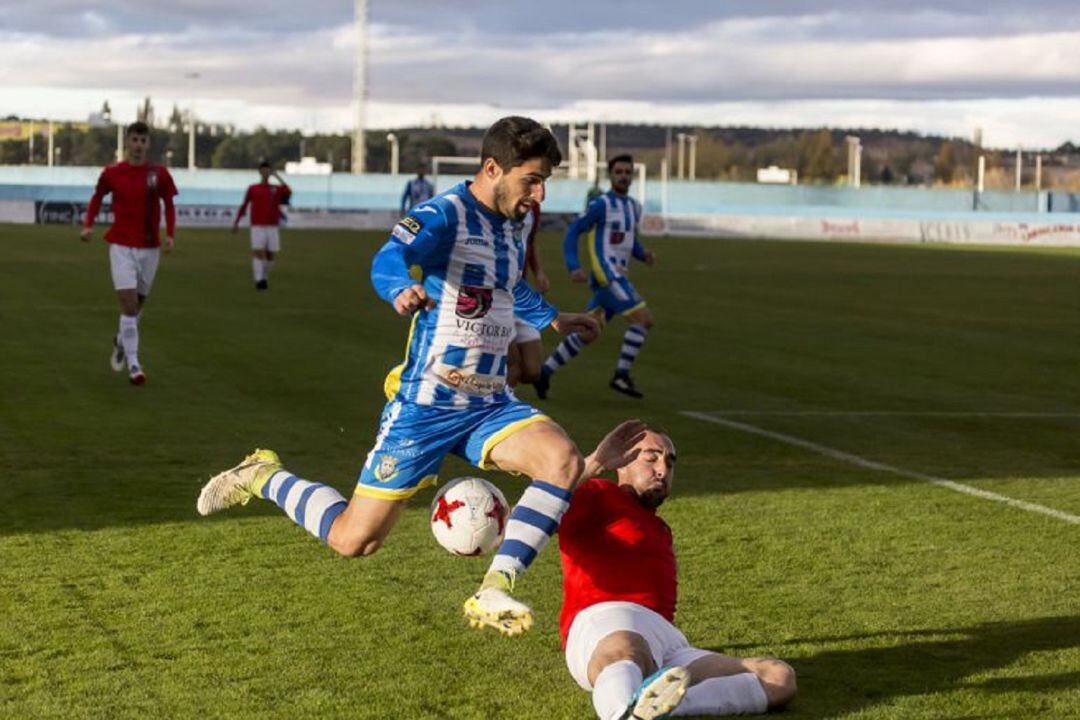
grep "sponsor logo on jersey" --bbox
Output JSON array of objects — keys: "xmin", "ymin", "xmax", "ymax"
[
  {"xmin": 439, "ymin": 368, "xmax": 506, "ymax": 396},
  {"xmin": 456, "ymin": 285, "xmax": 493, "ymax": 319}
]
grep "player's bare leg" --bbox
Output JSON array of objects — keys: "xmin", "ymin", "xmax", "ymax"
[
  {"xmin": 610, "ymin": 305, "xmax": 653, "ymax": 399},
  {"xmin": 324, "ymin": 495, "xmax": 406, "ymax": 557},
  {"xmin": 463, "ymin": 420, "xmax": 584, "ymax": 635},
  {"xmin": 507, "ymin": 340, "xmax": 543, "ymax": 387},
  {"xmin": 587, "ymin": 631, "xmax": 690, "ymax": 720}
]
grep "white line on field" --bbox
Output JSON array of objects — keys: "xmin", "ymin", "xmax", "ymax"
[
  {"xmin": 704, "ymin": 410, "xmax": 1080, "ymax": 419},
  {"xmin": 680, "ymin": 411, "xmax": 1080, "ymax": 526}
]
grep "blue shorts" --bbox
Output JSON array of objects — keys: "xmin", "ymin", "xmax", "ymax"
[
  {"xmin": 355, "ymin": 399, "xmax": 549, "ymax": 500},
  {"xmin": 587, "ymin": 277, "xmax": 646, "ymax": 320}
]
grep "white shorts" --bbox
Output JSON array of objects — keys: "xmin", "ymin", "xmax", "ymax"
[
  {"xmin": 109, "ymin": 244, "xmax": 160, "ymax": 296},
  {"xmin": 565, "ymin": 602, "xmax": 711, "ymax": 691},
  {"xmin": 512, "ymin": 318, "xmax": 542, "ymax": 344},
  {"xmin": 250, "ymin": 225, "xmax": 281, "ymax": 253}
]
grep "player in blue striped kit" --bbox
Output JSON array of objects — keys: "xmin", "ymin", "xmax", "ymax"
[
  {"xmin": 401, "ymin": 163, "xmax": 435, "ymax": 213},
  {"xmin": 197, "ymin": 117, "xmax": 601, "ymax": 636},
  {"xmin": 535, "ymin": 154, "xmax": 656, "ymax": 399}
]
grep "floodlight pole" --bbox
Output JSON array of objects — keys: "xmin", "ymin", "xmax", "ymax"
[
  {"xmin": 387, "ymin": 133, "xmax": 399, "ymax": 175},
  {"xmin": 687, "ymin": 135, "xmax": 697, "ymax": 181},
  {"xmin": 676, "ymin": 133, "xmax": 686, "ymax": 180},
  {"xmin": 352, "ymin": 0, "xmax": 368, "ymax": 174},
  {"xmin": 28, "ymin": 121, "xmax": 34, "ymax": 164},
  {"xmin": 599, "ymin": 123, "xmax": 607, "ymax": 166},
  {"xmin": 1035, "ymin": 154, "xmax": 1042, "ymax": 191},
  {"xmin": 116, "ymin": 123, "xmax": 123, "ymax": 162},
  {"xmin": 1014, "ymin": 149, "xmax": 1022, "ymax": 192},
  {"xmin": 47, "ymin": 121, "xmax": 54, "ymax": 167},
  {"xmin": 188, "ymin": 111, "xmax": 196, "ymax": 170}
]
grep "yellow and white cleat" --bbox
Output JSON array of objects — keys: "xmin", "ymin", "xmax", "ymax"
[
  {"xmin": 622, "ymin": 666, "xmax": 690, "ymax": 720},
  {"xmin": 196, "ymin": 449, "xmax": 281, "ymax": 516},
  {"xmin": 463, "ymin": 587, "xmax": 534, "ymax": 636}
]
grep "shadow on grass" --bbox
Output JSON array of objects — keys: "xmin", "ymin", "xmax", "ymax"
[{"xmin": 712, "ymin": 615, "xmax": 1080, "ymax": 718}]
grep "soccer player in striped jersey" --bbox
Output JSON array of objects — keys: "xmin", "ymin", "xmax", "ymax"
[
  {"xmin": 81, "ymin": 121, "xmax": 178, "ymax": 386},
  {"xmin": 197, "ymin": 117, "xmax": 601, "ymax": 636},
  {"xmin": 562, "ymin": 421, "xmax": 797, "ymax": 719},
  {"xmin": 401, "ymin": 163, "xmax": 435, "ymax": 213},
  {"xmin": 232, "ymin": 160, "xmax": 291, "ymax": 290},
  {"xmin": 535, "ymin": 154, "xmax": 656, "ymax": 400}
]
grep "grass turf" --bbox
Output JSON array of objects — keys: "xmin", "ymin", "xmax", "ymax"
[{"xmin": 0, "ymin": 224, "xmax": 1077, "ymax": 719}]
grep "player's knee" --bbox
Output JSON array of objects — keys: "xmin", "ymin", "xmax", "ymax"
[
  {"xmin": 588, "ymin": 632, "xmax": 656, "ymax": 684},
  {"xmin": 542, "ymin": 444, "xmax": 585, "ymax": 489},
  {"xmin": 328, "ymin": 530, "xmax": 384, "ymax": 558},
  {"xmin": 756, "ymin": 658, "xmax": 797, "ymax": 708}
]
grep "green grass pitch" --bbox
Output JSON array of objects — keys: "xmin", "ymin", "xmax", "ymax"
[{"xmin": 1, "ymin": 223, "xmax": 1078, "ymax": 719}]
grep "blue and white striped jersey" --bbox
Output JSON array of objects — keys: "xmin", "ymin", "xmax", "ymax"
[
  {"xmin": 401, "ymin": 177, "xmax": 435, "ymax": 212},
  {"xmin": 372, "ymin": 182, "xmax": 558, "ymax": 408},
  {"xmin": 563, "ymin": 190, "xmax": 646, "ymax": 288}
]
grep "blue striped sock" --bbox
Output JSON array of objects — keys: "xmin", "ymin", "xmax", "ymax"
[
  {"xmin": 261, "ymin": 470, "xmax": 348, "ymax": 544},
  {"xmin": 543, "ymin": 333, "xmax": 585, "ymax": 376},
  {"xmin": 489, "ymin": 480, "xmax": 571, "ymax": 580},
  {"xmin": 616, "ymin": 324, "xmax": 648, "ymax": 374}
]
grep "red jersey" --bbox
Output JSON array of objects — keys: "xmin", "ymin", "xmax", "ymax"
[
  {"xmin": 237, "ymin": 182, "xmax": 291, "ymax": 226},
  {"xmin": 85, "ymin": 162, "xmax": 178, "ymax": 248},
  {"xmin": 558, "ymin": 478, "xmax": 677, "ymax": 645}
]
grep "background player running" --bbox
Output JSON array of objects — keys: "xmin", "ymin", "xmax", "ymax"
[
  {"xmin": 507, "ymin": 201, "xmax": 550, "ymax": 386},
  {"xmin": 562, "ymin": 420, "xmax": 797, "ymax": 719},
  {"xmin": 232, "ymin": 160, "xmax": 291, "ymax": 291},
  {"xmin": 81, "ymin": 121, "xmax": 178, "ymax": 386},
  {"xmin": 535, "ymin": 154, "xmax": 655, "ymax": 400},
  {"xmin": 198, "ymin": 117, "xmax": 600, "ymax": 637},
  {"xmin": 401, "ymin": 162, "xmax": 435, "ymax": 213}
]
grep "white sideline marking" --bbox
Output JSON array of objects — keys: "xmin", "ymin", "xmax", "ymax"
[
  {"xmin": 680, "ymin": 411, "xmax": 1080, "ymax": 526},
  {"xmin": 707, "ymin": 410, "xmax": 1080, "ymax": 419}
]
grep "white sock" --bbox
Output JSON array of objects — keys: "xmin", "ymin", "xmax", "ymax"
[
  {"xmin": 119, "ymin": 314, "xmax": 139, "ymax": 368},
  {"xmin": 252, "ymin": 258, "xmax": 264, "ymax": 282},
  {"xmin": 670, "ymin": 672, "xmax": 768, "ymax": 716},
  {"xmin": 592, "ymin": 660, "xmax": 642, "ymax": 720}
]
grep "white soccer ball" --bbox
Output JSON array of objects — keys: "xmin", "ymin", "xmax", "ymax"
[{"xmin": 430, "ymin": 477, "xmax": 508, "ymax": 556}]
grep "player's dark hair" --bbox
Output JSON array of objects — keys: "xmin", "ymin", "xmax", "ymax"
[
  {"xmin": 481, "ymin": 116, "xmax": 563, "ymax": 170},
  {"xmin": 125, "ymin": 121, "xmax": 150, "ymax": 137},
  {"xmin": 258, "ymin": 159, "xmax": 271, "ymax": 169},
  {"xmin": 608, "ymin": 154, "xmax": 634, "ymax": 173}
]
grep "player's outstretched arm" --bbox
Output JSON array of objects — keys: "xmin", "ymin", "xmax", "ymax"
[
  {"xmin": 563, "ymin": 200, "xmax": 603, "ymax": 281},
  {"xmin": 581, "ymin": 419, "xmax": 649, "ymax": 480},
  {"xmin": 82, "ymin": 170, "xmax": 110, "ymax": 241},
  {"xmin": 371, "ymin": 204, "xmax": 450, "ymax": 312}
]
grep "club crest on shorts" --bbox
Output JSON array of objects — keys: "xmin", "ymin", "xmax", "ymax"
[
  {"xmin": 456, "ymin": 285, "xmax": 493, "ymax": 319},
  {"xmin": 374, "ymin": 455, "xmax": 398, "ymax": 483}
]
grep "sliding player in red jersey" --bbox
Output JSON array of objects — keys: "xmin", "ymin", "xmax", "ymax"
[
  {"xmin": 232, "ymin": 160, "xmax": 292, "ymax": 290},
  {"xmin": 561, "ymin": 421, "xmax": 797, "ymax": 719},
  {"xmin": 81, "ymin": 121, "xmax": 178, "ymax": 386}
]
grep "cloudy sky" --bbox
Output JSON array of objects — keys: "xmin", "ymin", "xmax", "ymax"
[{"xmin": 2, "ymin": 1, "xmax": 1079, "ymax": 147}]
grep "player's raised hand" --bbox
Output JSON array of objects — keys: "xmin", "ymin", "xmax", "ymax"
[
  {"xmin": 569, "ymin": 268, "xmax": 587, "ymax": 283},
  {"xmin": 230, "ymin": 224, "xmax": 239, "ymax": 234},
  {"xmin": 394, "ymin": 284, "xmax": 436, "ymax": 315},
  {"xmin": 585, "ymin": 419, "xmax": 648, "ymax": 477},
  {"xmin": 551, "ymin": 312, "xmax": 600, "ymax": 342},
  {"xmin": 79, "ymin": 227, "xmax": 93, "ymax": 243},
  {"xmin": 163, "ymin": 236, "xmax": 174, "ymax": 253}
]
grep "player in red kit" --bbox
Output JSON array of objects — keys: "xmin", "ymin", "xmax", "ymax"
[
  {"xmin": 561, "ymin": 421, "xmax": 797, "ymax": 719},
  {"xmin": 232, "ymin": 160, "xmax": 291, "ymax": 290},
  {"xmin": 81, "ymin": 121, "xmax": 178, "ymax": 385}
]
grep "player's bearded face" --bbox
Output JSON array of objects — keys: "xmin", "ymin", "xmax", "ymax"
[
  {"xmin": 494, "ymin": 158, "xmax": 550, "ymax": 220},
  {"xmin": 621, "ymin": 433, "xmax": 676, "ymax": 509},
  {"xmin": 610, "ymin": 163, "xmax": 633, "ymax": 193}
]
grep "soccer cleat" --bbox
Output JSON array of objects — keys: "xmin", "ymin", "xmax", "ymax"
[
  {"xmin": 128, "ymin": 365, "xmax": 146, "ymax": 386},
  {"xmin": 609, "ymin": 373, "xmax": 643, "ymax": 399},
  {"xmin": 196, "ymin": 449, "xmax": 282, "ymax": 516},
  {"xmin": 533, "ymin": 368, "xmax": 551, "ymax": 400},
  {"xmin": 620, "ymin": 666, "xmax": 690, "ymax": 720},
  {"xmin": 110, "ymin": 335, "xmax": 125, "ymax": 372},
  {"xmin": 463, "ymin": 587, "xmax": 534, "ymax": 636},
  {"xmin": 255, "ymin": 279, "xmax": 269, "ymax": 291}
]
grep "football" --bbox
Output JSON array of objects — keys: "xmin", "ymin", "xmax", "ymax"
[{"xmin": 430, "ymin": 477, "xmax": 508, "ymax": 556}]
